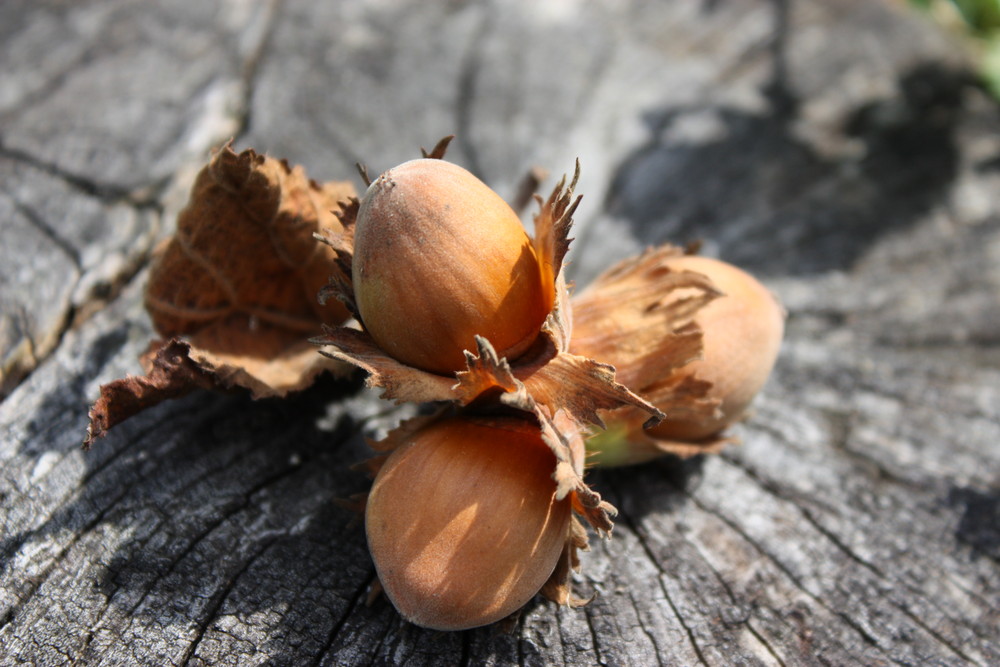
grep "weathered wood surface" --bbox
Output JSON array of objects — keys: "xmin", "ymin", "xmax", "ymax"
[{"xmin": 2, "ymin": 0, "xmax": 999, "ymax": 664}]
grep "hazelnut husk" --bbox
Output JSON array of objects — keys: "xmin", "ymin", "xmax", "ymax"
[
  {"xmin": 646, "ymin": 255, "xmax": 784, "ymax": 441},
  {"xmin": 309, "ymin": 138, "xmax": 780, "ymax": 628},
  {"xmin": 313, "ymin": 141, "xmax": 661, "ymax": 430},
  {"xmin": 82, "ymin": 136, "xmax": 788, "ymax": 634},
  {"xmin": 574, "ymin": 249, "xmax": 785, "ymax": 466},
  {"xmin": 311, "ymin": 140, "xmax": 672, "ymax": 628},
  {"xmin": 86, "ymin": 144, "xmax": 354, "ymax": 446}
]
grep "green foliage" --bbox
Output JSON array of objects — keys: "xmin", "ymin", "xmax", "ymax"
[
  {"xmin": 911, "ymin": 0, "xmax": 1000, "ymax": 97},
  {"xmin": 950, "ymin": 0, "xmax": 1000, "ymax": 32},
  {"xmin": 982, "ymin": 35, "xmax": 1000, "ymax": 96}
]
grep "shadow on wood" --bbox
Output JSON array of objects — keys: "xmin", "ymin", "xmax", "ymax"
[{"xmin": 606, "ymin": 61, "xmax": 970, "ymax": 277}]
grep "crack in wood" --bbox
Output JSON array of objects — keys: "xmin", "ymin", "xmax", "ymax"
[
  {"xmin": 893, "ymin": 601, "xmax": 983, "ymax": 666},
  {"xmin": 618, "ymin": 515, "xmax": 708, "ymax": 665},
  {"xmin": 720, "ymin": 454, "xmax": 887, "ymax": 580},
  {"xmin": 653, "ymin": 579, "xmax": 709, "ymax": 667},
  {"xmin": 746, "ymin": 622, "xmax": 789, "ymax": 667},
  {"xmin": 627, "ymin": 588, "xmax": 667, "ymax": 667},
  {"xmin": 7, "ymin": 197, "xmax": 82, "ymax": 270},
  {"xmin": 456, "ymin": 620, "xmax": 472, "ymax": 667},
  {"xmin": 0, "ymin": 144, "xmax": 163, "ymax": 204},
  {"xmin": 600, "ymin": 478, "xmax": 709, "ymax": 666},
  {"xmin": 581, "ymin": 604, "xmax": 608, "ymax": 667},
  {"xmin": 177, "ymin": 535, "xmax": 284, "ymax": 665},
  {"xmin": 666, "ymin": 504, "xmax": 791, "ymax": 667},
  {"xmin": 683, "ymin": 491, "xmax": 895, "ymax": 660},
  {"xmin": 362, "ymin": 618, "xmax": 395, "ymax": 667},
  {"xmin": 229, "ymin": 0, "xmax": 282, "ymax": 144},
  {"xmin": 311, "ymin": 569, "xmax": 378, "ymax": 666}
]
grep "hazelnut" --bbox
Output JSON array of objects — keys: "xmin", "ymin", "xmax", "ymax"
[
  {"xmin": 352, "ymin": 159, "xmax": 552, "ymax": 375},
  {"xmin": 365, "ymin": 416, "xmax": 572, "ymax": 630}
]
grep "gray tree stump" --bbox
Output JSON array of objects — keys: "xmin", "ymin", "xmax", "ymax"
[{"xmin": 2, "ymin": 1, "xmax": 999, "ymax": 664}]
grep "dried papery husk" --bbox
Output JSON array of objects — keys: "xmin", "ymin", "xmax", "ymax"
[
  {"xmin": 572, "ymin": 248, "xmax": 784, "ymax": 466},
  {"xmin": 85, "ymin": 145, "xmax": 355, "ymax": 447},
  {"xmin": 646, "ymin": 254, "xmax": 784, "ymax": 441},
  {"xmin": 312, "ymin": 148, "xmax": 661, "ymax": 441},
  {"xmin": 364, "ymin": 414, "xmax": 574, "ymax": 631},
  {"xmin": 147, "ymin": 144, "xmax": 353, "ymax": 343}
]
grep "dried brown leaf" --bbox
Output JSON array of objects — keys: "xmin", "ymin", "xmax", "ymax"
[
  {"xmin": 177, "ymin": 319, "xmax": 342, "ymax": 398},
  {"xmin": 311, "ymin": 326, "xmax": 455, "ymax": 403},
  {"xmin": 85, "ymin": 339, "xmax": 218, "ymax": 448},
  {"xmin": 146, "ymin": 144, "xmax": 354, "ymax": 338},
  {"xmin": 519, "ymin": 352, "xmax": 664, "ymax": 430},
  {"xmin": 86, "ymin": 145, "xmax": 356, "ymax": 446}
]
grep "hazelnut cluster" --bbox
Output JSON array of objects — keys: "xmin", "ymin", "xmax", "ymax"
[
  {"xmin": 84, "ymin": 137, "xmax": 783, "ymax": 631},
  {"xmin": 313, "ymin": 137, "xmax": 784, "ymax": 630}
]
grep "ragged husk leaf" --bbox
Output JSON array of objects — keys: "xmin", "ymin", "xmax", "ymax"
[
  {"xmin": 312, "ymin": 153, "xmax": 661, "ymax": 442},
  {"xmin": 541, "ymin": 516, "xmax": 592, "ymax": 608},
  {"xmin": 642, "ymin": 254, "xmax": 785, "ymax": 443},
  {"xmin": 572, "ymin": 246, "xmax": 782, "ymax": 466},
  {"xmin": 85, "ymin": 144, "xmax": 355, "ymax": 447}
]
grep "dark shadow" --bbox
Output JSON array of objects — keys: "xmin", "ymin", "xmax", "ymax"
[
  {"xmin": 605, "ymin": 0, "xmax": 971, "ymax": 277},
  {"xmin": 15, "ymin": 322, "xmax": 133, "ymax": 460},
  {"xmin": 591, "ymin": 454, "xmax": 707, "ymax": 522},
  {"xmin": 7, "ymin": 358, "xmax": 559, "ymax": 664},
  {"xmin": 1, "ymin": 369, "xmax": 391, "ymax": 663},
  {"xmin": 949, "ymin": 486, "xmax": 1000, "ymax": 561}
]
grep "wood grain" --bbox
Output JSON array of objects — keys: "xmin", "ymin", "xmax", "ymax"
[{"xmin": 2, "ymin": 0, "xmax": 998, "ymax": 664}]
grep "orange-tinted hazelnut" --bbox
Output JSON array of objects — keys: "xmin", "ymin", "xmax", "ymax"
[
  {"xmin": 352, "ymin": 159, "xmax": 551, "ymax": 375},
  {"xmin": 365, "ymin": 417, "xmax": 571, "ymax": 630}
]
